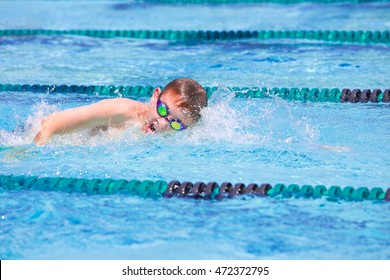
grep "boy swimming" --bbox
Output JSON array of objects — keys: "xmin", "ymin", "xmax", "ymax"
[{"xmin": 33, "ymin": 78, "xmax": 208, "ymax": 145}]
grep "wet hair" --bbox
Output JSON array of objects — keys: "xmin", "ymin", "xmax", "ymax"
[{"xmin": 161, "ymin": 78, "xmax": 208, "ymax": 122}]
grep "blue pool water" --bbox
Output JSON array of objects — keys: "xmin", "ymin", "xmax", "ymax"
[{"xmin": 0, "ymin": 1, "xmax": 390, "ymax": 259}]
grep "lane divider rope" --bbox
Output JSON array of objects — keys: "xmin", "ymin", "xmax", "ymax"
[
  {"xmin": 1, "ymin": 29, "xmax": 389, "ymax": 44},
  {"xmin": 0, "ymin": 83, "xmax": 389, "ymax": 103},
  {"xmin": 0, "ymin": 175, "xmax": 389, "ymax": 202}
]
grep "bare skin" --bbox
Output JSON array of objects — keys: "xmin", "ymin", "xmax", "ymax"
[{"xmin": 33, "ymin": 88, "xmax": 193, "ymax": 145}]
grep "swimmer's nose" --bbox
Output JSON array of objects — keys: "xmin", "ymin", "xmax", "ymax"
[
  {"xmin": 156, "ymin": 117, "xmax": 169, "ymax": 127},
  {"xmin": 157, "ymin": 117, "xmax": 169, "ymax": 129}
]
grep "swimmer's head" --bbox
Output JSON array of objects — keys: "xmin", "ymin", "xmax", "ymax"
[{"xmin": 144, "ymin": 78, "xmax": 208, "ymax": 133}]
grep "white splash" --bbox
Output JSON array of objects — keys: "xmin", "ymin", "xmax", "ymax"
[
  {"xmin": 0, "ymin": 101, "xmax": 58, "ymax": 146},
  {"xmin": 181, "ymin": 86, "xmax": 320, "ymax": 147}
]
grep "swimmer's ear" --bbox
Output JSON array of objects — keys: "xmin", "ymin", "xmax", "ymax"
[{"xmin": 152, "ymin": 87, "xmax": 161, "ymax": 99}]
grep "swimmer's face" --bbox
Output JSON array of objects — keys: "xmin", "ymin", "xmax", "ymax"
[{"xmin": 144, "ymin": 88, "xmax": 193, "ymax": 133}]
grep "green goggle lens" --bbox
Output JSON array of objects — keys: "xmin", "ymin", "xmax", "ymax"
[
  {"xmin": 170, "ymin": 121, "xmax": 182, "ymax": 131},
  {"xmin": 157, "ymin": 104, "xmax": 168, "ymax": 117}
]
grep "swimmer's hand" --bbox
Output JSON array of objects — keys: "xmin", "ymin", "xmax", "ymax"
[
  {"xmin": 33, "ymin": 130, "xmax": 52, "ymax": 145},
  {"xmin": 33, "ymin": 119, "xmax": 54, "ymax": 145}
]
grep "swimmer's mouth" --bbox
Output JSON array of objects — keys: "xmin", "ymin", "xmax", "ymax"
[{"xmin": 145, "ymin": 122, "xmax": 157, "ymax": 133}]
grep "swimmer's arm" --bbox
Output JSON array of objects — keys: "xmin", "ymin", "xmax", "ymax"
[{"xmin": 33, "ymin": 98, "xmax": 134, "ymax": 145}]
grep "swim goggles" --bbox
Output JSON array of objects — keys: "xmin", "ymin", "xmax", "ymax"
[{"xmin": 156, "ymin": 97, "xmax": 187, "ymax": 131}]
